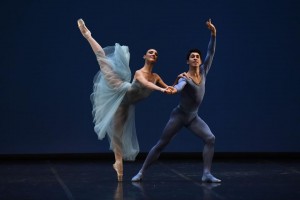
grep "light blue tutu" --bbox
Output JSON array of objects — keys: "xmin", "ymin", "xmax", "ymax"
[{"xmin": 91, "ymin": 43, "xmax": 140, "ymax": 161}]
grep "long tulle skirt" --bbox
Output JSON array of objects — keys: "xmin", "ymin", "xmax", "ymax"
[{"xmin": 90, "ymin": 43, "xmax": 139, "ymax": 161}]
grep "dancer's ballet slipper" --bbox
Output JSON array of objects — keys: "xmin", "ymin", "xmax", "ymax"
[
  {"xmin": 131, "ymin": 172, "xmax": 143, "ymax": 182},
  {"xmin": 201, "ymin": 173, "xmax": 221, "ymax": 183},
  {"xmin": 77, "ymin": 18, "xmax": 91, "ymax": 39},
  {"xmin": 113, "ymin": 162, "xmax": 123, "ymax": 182}
]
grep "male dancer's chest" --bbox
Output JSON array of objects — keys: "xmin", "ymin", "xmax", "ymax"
[{"xmin": 185, "ymin": 79, "xmax": 206, "ymax": 103}]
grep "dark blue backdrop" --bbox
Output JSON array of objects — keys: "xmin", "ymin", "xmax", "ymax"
[{"xmin": 1, "ymin": 0, "xmax": 299, "ymax": 154}]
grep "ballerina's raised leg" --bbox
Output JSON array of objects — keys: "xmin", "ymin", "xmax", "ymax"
[{"xmin": 77, "ymin": 18, "xmax": 126, "ymax": 181}]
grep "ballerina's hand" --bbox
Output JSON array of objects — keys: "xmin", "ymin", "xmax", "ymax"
[
  {"xmin": 165, "ymin": 86, "xmax": 177, "ymax": 94},
  {"xmin": 178, "ymin": 72, "xmax": 189, "ymax": 79}
]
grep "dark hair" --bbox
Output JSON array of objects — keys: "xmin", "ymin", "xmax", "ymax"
[{"xmin": 186, "ymin": 49, "xmax": 202, "ymax": 61}]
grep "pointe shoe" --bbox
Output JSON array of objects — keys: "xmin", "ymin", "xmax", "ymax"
[
  {"xmin": 113, "ymin": 163, "xmax": 123, "ymax": 182},
  {"xmin": 77, "ymin": 18, "xmax": 91, "ymax": 39}
]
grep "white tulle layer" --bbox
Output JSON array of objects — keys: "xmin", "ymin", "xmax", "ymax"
[{"xmin": 91, "ymin": 43, "xmax": 139, "ymax": 161}]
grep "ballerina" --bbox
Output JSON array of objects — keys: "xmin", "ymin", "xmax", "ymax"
[{"xmin": 77, "ymin": 19, "xmax": 174, "ymax": 181}]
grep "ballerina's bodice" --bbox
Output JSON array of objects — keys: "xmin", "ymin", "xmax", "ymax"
[{"xmin": 121, "ymin": 79, "xmax": 153, "ymax": 105}]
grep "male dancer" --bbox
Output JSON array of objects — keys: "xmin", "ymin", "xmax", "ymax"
[{"xmin": 132, "ymin": 19, "xmax": 221, "ymax": 183}]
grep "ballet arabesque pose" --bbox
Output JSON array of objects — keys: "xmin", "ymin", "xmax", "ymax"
[
  {"xmin": 77, "ymin": 19, "xmax": 174, "ymax": 181},
  {"xmin": 132, "ymin": 19, "xmax": 221, "ymax": 183}
]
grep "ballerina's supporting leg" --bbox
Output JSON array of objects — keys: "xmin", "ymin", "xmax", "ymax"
[{"xmin": 112, "ymin": 106, "xmax": 129, "ymax": 181}]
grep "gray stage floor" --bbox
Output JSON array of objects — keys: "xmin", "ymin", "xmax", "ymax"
[{"xmin": 1, "ymin": 156, "xmax": 299, "ymax": 200}]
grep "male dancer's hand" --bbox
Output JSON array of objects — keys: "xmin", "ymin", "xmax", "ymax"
[
  {"xmin": 206, "ymin": 19, "xmax": 216, "ymax": 36},
  {"xmin": 165, "ymin": 86, "xmax": 177, "ymax": 94}
]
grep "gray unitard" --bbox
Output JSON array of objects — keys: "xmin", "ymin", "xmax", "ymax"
[{"xmin": 139, "ymin": 35, "xmax": 216, "ymax": 174}]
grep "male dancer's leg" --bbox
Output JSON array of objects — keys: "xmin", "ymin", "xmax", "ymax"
[
  {"xmin": 187, "ymin": 116, "xmax": 221, "ymax": 183},
  {"xmin": 131, "ymin": 110, "xmax": 184, "ymax": 181}
]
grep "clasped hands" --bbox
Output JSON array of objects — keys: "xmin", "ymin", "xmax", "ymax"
[
  {"xmin": 162, "ymin": 72, "xmax": 189, "ymax": 94},
  {"xmin": 164, "ymin": 86, "xmax": 177, "ymax": 94}
]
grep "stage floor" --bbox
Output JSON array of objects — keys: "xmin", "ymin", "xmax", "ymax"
[{"xmin": 1, "ymin": 156, "xmax": 299, "ymax": 200}]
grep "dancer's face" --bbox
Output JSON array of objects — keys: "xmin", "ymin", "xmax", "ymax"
[
  {"xmin": 187, "ymin": 52, "xmax": 202, "ymax": 67},
  {"xmin": 144, "ymin": 49, "xmax": 158, "ymax": 63}
]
